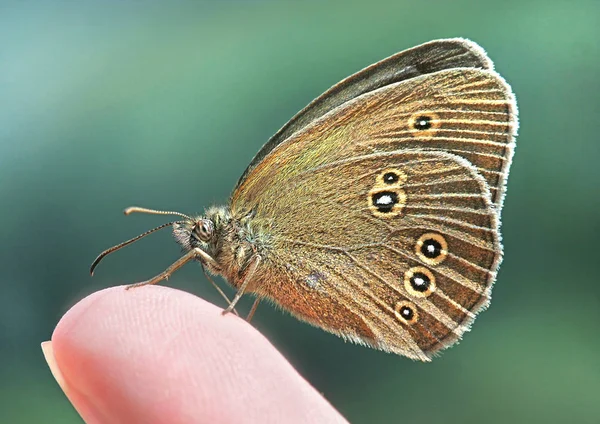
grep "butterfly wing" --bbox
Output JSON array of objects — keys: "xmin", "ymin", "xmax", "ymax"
[
  {"xmin": 230, "ymin": 50, "xmax": 516, "ymax": 360},
  {"xmin": 235, "ymin": 150, "xmax": 499, "ymax": 360},
  {"xmin": 236, "ymin": 38, "xmax": 495, "ymax": 191}
]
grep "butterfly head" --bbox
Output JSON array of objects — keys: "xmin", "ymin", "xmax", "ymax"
[
  {"xmin": 173, "ymin": 213, "xmax": 221, "ymax": 252},
  {"xmin": 172, "ymin": 206, "xmax": 232, "ymax": 262},
  {"xmin": 89, "ymin": 206, "xmax": 230, "ymax": 276},
  {"xmin": 172, "ymin": 217, "xmax": 213, "ymax": 251}
]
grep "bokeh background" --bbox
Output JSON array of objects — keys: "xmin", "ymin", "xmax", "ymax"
[{"xmin": 1, "ymin": 0, "xmax": 598, "ymax": 423}]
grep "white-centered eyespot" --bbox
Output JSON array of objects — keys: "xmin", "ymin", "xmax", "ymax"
[
  {"xmin": 375, "ymin": 168, "xmax": 407, "ymax": 187},
  {"xmin": 416, "ymin": 232, "xmax": 448, "ymax": 265},
  {"xmin": 404, "ymin": 266, "xmax": 436, "ymax": 298},
  {"xmin": 408, "ymin": 111, "xmax": 441, "ymax": 137},
  {"xmin": 368, "ymin": 188, "xmax": 407, "ymax": 218},
  {"xmin": 394, "ymin": 300, "xmax": 419, "ymax": 325}
]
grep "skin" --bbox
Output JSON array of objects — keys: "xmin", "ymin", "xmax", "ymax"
[{"xmin": 42, "ymin": 285, "xmax": 348, "ymax": 424}]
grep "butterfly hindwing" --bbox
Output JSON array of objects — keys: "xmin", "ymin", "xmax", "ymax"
[{"xmin": 243, "ymin": 150, "xmax": 500, "ymax": 360}]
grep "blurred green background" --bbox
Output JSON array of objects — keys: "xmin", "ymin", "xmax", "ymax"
[{"xmin": 1, "ymin": 0, "xmax": 598, "ymax": 423}]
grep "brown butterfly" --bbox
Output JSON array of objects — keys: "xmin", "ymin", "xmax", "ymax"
[{"xmin": 92, "ymin": 38, "xmax": 518, "ymax": 361}]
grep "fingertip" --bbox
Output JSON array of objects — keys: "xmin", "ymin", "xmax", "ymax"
[{"xmin": 51, "ymin": 285, "xmax": 347, "ymax": 424}]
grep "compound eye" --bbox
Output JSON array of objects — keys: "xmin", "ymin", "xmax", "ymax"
[{"xmin": 194, "ymin": 219, "xmax": 214, "ymax": 241}]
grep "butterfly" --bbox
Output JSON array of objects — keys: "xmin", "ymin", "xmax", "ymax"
[{"xmin": 92, "ymin": 38, "xmax": 518, "ymax": 361}]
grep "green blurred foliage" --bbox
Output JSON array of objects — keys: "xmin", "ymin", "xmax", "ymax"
[{"xmin": 0, "ymin": 0, "xmax": 598, "ymax": 423}]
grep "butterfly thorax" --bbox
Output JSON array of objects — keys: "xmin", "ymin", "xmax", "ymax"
[{"xmin": 173, "ymin": 205, "xmax": 272, "ymax": 289}]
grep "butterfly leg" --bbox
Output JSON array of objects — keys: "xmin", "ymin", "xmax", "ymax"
[
  {"xmin": 201, "ymin": 264, "xmax": 240, "ymax": 317},
  {"xmin": 126, "ymin": 248, "xmax": 219, "ymax": 290},
  {"xmin": 222, "ymin": 255, "xmax": 261, "ymax": 315},
  {"xmin": 246, "ymin": 298, "xmax": 260, "ymax": 322}
]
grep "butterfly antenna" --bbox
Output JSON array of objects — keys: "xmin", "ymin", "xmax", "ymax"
[
  {"xmin": 90, "ymin": 220, "xmax": 183, "ymax": 276},
  {"xmin": 124, "ymin": 206, "xmax": 192, "ymax": 220}
]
